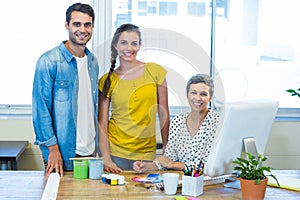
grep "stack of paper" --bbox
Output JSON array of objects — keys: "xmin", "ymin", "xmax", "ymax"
[{"xmin": 268, "ymin": 175, "xmax": 300, "ymax": 191}]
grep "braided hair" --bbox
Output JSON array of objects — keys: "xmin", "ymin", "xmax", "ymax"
[{"xmin": 102, "ymin": 24, "xmax": 141, "ymax": 97}]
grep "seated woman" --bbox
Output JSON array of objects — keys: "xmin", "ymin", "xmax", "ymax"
[{"xmin": 133, "ymin": 73, "xmax": 220, "ymax": 173}]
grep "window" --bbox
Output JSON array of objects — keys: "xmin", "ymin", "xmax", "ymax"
[
  {"xmin": 110, "ymin": 0, "xmax": 300, "ymax": 114},
  {"xmin": 159, "ymin": 2, "xmax": 177, "ymax": 16},
  {"xmin": 1, "ymin": 0, "xmax": 299, "ymax": 118},
  {"xmin": 138, "ymin": 1, "xmax": 157, "ymax": 16},
  {"xmin": 213, "ymin": 0, "xmax": 300, "ymax": 108},
  {"xmin": 188, "ymin": 2, "xmax": 206, "ymax": 16},
  {"xmin": 209, "ymin": 0, "xmax": 228, "ymax": 17},
  {"xmin": 0, "ymin": 0, "xmax": 92, "ymax": 106}
]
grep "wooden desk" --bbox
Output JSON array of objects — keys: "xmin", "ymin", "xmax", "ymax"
[
  {"xmin": 0, "ymin": 141, "xmax": 28, "ymax": 170},
  {"xmin": 0, "ymin": 170, "xmax": 299, "ymax": 199}
]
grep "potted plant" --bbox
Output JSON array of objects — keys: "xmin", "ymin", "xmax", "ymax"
[
  {"xmin": 286, "ymin": 88, "xmax": 300, "ymax": 98},
  {"xmin": 232, "ymin": 152, "xmax": 280, "ymax": 200}
]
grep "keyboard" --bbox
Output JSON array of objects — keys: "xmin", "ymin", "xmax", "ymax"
[
  {"xmin": 204, "ymin": 174, "xmax": 237, "ymax": 185},
  {"xmin": 155, "ymin": 173, "xmax": 237, "ymax": 191}
]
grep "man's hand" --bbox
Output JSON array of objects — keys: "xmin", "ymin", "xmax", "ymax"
[{"xmin": 46, "ymin": 144, "xmax": 64, "ymax": 176}]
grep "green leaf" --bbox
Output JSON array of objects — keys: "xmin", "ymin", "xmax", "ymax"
[
  {"xmin": 255, "ymin": 179, "xmax": 261, "ymax": 184},
  {"xmin": 286, "ymin": 89, "xmax": 295, "ymax": 93},
  {"xmin": 286, "ymin": 88, "xmax": 300, "ymax": 98},
  {"xmin": 232, "ymin": 152, "xmax": 278, "ymax": 183},
  {"xmin": 268, "ymin": 174, "xmax": 280, "ymax": 187}
]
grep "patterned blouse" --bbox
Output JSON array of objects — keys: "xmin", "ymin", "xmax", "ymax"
[{"xmin": 164, "ymin": 109, "xmax": 220, "ymax": 167}]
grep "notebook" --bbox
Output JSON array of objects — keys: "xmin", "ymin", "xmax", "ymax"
[{"xmin": 268, "ymin": 175, "xmax": 300, "ymax": 191}]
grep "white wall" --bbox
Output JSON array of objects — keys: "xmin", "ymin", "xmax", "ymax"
[
  {"xmin": 265, "ymin": 121, "xmax": 300, "ymax": 169},
  {"xmin": 0, "ymin": 118, "xmax": 299, "ymax": 170},
  {"xmin": 0, "ymin": 118, "xmax": 44, "ymax": 170}
]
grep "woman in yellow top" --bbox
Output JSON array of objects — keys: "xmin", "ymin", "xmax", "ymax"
[{"xmin": 98, "ymin": 24, "xmax": 170, "ymax": 173}]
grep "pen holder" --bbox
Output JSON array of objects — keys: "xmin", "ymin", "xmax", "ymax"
[{"xmin": 182, "ymin": 175, "xmax": 204, "ymax": 197}]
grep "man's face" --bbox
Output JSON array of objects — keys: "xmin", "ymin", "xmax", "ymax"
[{"xmin": 65, "ymin": 11, "xmax": 93, "ymax": 46}]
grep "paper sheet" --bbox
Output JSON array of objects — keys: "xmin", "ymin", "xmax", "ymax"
[{"xmin": 268, "ymin": 175, "xmax": 300, "ymax": 191}]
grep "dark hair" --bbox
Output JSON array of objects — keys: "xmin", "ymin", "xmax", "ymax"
[
  {"xmin": 102, "ymin": 24, "xmax": 141, "ymax": 97},
  {"xmin": 66, "ymin": 3, "xmax": 95, "ymax": 25},
  {"xmin": 186, "ymin": 74, "xmax": 214, "ymax": 98}
]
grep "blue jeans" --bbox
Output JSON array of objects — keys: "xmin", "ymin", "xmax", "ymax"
[{"xmin": 111, "ymin": 155, "xmax": 151, "ymax": 170}]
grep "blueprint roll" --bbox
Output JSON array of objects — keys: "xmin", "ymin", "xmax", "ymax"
[{"xmin": 41, "ymin": 172, "xmax": 60, "ymax": 200}]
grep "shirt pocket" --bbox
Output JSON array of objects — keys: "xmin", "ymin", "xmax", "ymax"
[{"xmin": 54, "ymin": 80, "xmax": 69, "ymax": 102}]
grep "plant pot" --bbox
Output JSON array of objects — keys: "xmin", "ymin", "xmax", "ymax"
[{"xmin": 239, "ymin": 178, "xmax": 268, "ymax": 200}]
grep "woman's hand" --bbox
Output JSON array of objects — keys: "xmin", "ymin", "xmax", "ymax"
[
  {"xmin": 133, "ymin": 161, "xmax": 156, "ymax": 173},
  {"xmin": 133, "ymin": 161, "xmax": 146, "ymax": 173},
  {"xmin": 155, "ymin": 156, "xmax": 185, "ymax": 170},
  {"xmin": 155, "ymin": 156, "xmax": 174, "ymax": 168},
  {"xmin": 103, "ymin": 159, "xmax": 123, "ymax": 174}
]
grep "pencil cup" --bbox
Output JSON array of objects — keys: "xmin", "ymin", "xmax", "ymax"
[
  {"xmin": 73, "ymin": 160, "xmax": 88, "ymax": 179},
  {"xmin": 162, "ymin": 173, "xmax": 179, "ymax": 195},
  {"xmin": 89, "ymin": 159, "xmax": 103, "ymax": 180},
  {"xmin": 182, "ymin": 175, "xmax": 204, "ymax": 197}
]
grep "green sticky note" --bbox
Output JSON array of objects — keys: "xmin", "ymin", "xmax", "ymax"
[{"xmin": 173, "ymin": 196, "xmax": 187, "ymax": 200}]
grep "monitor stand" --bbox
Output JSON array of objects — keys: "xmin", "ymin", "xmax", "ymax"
[
  {"xmin": 223, "ymin": 137, "xmax": 259, "ymax": 190},
  {"xmin": 241, "ymin": 136, "xmax": 259, "ymax": 158}
]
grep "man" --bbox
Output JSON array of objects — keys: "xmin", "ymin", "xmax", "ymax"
[{"xmin": 32, "ymin": 3, "xmax": 99, "ymax": 176}]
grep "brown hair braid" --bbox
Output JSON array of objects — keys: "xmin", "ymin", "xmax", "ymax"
[{"xmin": 101, "ymin": 24, "xmax": 141, "ymax": 97}]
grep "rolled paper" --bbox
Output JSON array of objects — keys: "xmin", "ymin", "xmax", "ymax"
[{"xmin": 41, "ymin": 173, "xmax": 60, "ymax": 200}]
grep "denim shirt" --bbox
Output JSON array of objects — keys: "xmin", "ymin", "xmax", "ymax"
[{"xmin": 32, "ymin": 41, "xmax": 99, "ymax": 170}]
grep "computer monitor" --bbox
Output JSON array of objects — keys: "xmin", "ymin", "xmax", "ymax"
[{"xmin": 204, "ymin": 99, "xmax": 279, "ymax": 177}]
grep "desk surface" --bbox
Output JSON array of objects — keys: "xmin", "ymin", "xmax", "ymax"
[
  {"xmin": 0, "ymin": 141, "xmax": 28, "ymax": 161},
  {"xmin": 0, "ymin": 170, "xmax": 299, "ymax": 199}
]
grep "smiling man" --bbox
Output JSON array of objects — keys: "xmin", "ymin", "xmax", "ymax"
[{"xmin": 32, "ymin": 3, "xmax": 99, "ymax": 176}]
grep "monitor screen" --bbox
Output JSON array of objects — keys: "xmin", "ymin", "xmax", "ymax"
[{"xmin": 204, "ymin": 99, "xmax": 279, "ymax": 177}]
